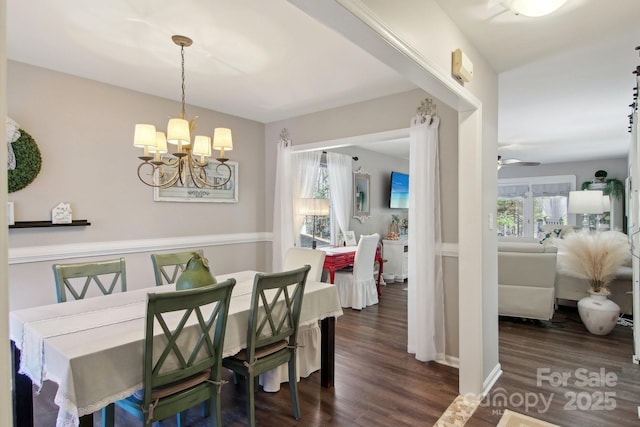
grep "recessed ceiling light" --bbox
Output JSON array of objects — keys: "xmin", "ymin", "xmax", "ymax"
[{"xmin": 503, "ymin": 0, "xmax": 567, "ymax": 17}]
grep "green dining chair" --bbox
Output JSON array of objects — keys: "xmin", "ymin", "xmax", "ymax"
[
  {"xmin": 52, "ymin": 257, "xmax": 127, "ymax": 303},
  {"xmin": 103, "ymin": 278, "xmax": 236, "ymax": 427},
  {"xmin": 151, "ymin": 250, "xmax": 205, "ymax": 286},
  {"xmin": 222, "ymin": 265, "xmax": 310, "ymax": 426}
]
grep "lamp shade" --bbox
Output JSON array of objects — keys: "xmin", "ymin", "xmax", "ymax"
[
  {"xmin": 213, "ymin": 128, "xmax": 233, "ymax": 151},
  {"xmin": 568, "ymin": 190, "xmax": 604, "ymax": 214},
  {"xmin": 167, "ymin": 118, "xmax": 190, "ymax": 145},
  {"xmin": 148, "ymin": 132, "xmax": 168, "ymax": 154},
  {"xmin": 133, "ymin": 124, "xmax": 157, "ymax": 148},
  {"xmin": 192, "ymin": 135, "xmax": 212, "ymax": 157},
  {"xmin": 300, "ymin": 198, "xmax": 330, "ymax": 216},
  {"xmin": 602, "ymin": 195, "xmax": 611, "ymax": 213}
]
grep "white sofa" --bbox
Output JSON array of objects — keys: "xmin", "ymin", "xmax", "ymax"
[
  {"xmin": 498, "ymin": 236, "xmax": 633, "ymax": 317},
  {"xmin": 498, "ymin": 241, "xmax": 558, "ymax": 320}
]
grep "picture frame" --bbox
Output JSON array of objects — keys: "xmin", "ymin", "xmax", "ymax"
[
  {"xmin": 154, "ymin": 161, "xmax": 238, "ymax": 203},
  {"xmin": 353, "ymin": 169, "xmax": 370, "ymax": 223},
  {"xmin": 344, "ymin": 230, "xmax": 357, "ymax": 246}
]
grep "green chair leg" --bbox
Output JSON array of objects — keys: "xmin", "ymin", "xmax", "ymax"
[
  {"xmin": 288, "ymin": 361, "xmax": 301, "ymax": 419},
  {"xmin": 177, "ymin": 411, "xmax": 187, "ymax": 427},
  {"xmin": 101, "ymin": 403, "xmax": 115, "ymax": 427},
  {"xmin": 247, "ymin": 375, "xmax": 256, "ymax": 427}
]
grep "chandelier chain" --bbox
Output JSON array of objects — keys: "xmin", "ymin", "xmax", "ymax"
[{"xmin": 180, "ymin": 44, "xmax": 186, "ymax": 118}]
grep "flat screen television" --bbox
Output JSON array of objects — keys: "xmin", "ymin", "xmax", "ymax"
[{"xmin": 389, "ymin": 171, "xmax": 409, "ymax": 209}]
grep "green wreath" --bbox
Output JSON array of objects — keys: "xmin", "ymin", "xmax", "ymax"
[{"xmin": 8, "ymin": 129, "xmax": 42, "ymax": 193}]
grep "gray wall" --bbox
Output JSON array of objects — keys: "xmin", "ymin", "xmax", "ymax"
[
  {"xmin": 264, "ymin": 88, "xmax": 462, "ymax": 357},
  {"xmin": 7, "ymin": 61, "xmax": 269, "ymax": 309},
  {"xmin": 329, "ymin": 145, "xmax": 410, "ymax": 240},
  {"xmin": 498, "ymin": 157, "xmax": 628, "ymax": 185}
]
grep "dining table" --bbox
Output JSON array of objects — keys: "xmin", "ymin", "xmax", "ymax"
[{"xmin": 9, "ymin": 270, "xmax": 343, "ymax": 427}]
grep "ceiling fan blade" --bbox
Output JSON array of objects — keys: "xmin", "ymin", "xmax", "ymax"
[
  {"xmin": 497, "ymin": 156, "xmax": 541, "ymax": 167},
  {"xmin": 508, "ymin": 161, "xmax": 541, "ymax": 166}
]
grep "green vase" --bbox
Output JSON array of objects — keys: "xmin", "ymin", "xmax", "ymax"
[{"xmin": 176, "ymin": 253, "xmax": 217, "ymax": 290}]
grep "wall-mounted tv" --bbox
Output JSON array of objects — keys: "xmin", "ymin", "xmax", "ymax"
[{"xmin": 389, "ymin": 171, "xmax": 409, "ymax": 209}]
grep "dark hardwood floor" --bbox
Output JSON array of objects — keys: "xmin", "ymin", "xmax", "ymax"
[
  {"xmin": 32, "ymin": 282, "xmax": 638, "ymax": 426},
  {"xmin": 468, "ymin": 307, "xmax": 639, "ymax": 427}
]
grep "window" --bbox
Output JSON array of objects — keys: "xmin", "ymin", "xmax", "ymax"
[
  {"xmin": 300, "ymin": 165, "xmax": 333, "ymax": 248},
  {"xmin": 498, "ymin": 175, "xmax": 575, "ymax": 237}
]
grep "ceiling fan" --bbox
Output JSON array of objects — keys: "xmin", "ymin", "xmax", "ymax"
[{"xmin": 497, "ymin": 155, "xmax": 541, "ymax": 169}]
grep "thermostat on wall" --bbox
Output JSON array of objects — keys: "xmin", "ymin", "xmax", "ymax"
[{"xmin": 452, "ymin": 48, "xmax": 473, "ymax": 83}]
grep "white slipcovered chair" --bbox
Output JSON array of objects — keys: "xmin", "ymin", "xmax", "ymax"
[
  {"xmin": 282, "ymin": 247, "xmax": 326, "ymax": 282},
  {"xmin": 335, "ymin": 233, "xmax": 380, "ymax": 309},
  {"xmin": 260, "ymin": 247, "xmax": 327, "ymax": 392}
]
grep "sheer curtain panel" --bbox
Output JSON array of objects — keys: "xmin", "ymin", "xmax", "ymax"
[
  {"xmin": 326, "ymin": 152, "xmax": 353, "ymax": 238},
  {"xmin": 292, "ymin": 152, "xmax": 322, "ymax": 246},
  {"xmin": 272, "ymin": 132, "xmax": 294, "ymax": 272},
  {"xmin": 408, "ymin": 113, "xmax": 445, "ymax": 362}
]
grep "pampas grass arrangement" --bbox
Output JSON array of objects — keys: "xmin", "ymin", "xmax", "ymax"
[{"xmin": 554, "ymin": 230, "xmax": 630, "ymax": 294}]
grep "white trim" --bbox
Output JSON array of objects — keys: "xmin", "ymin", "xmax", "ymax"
[
  {"xmin": 441, "ymin": 242, "xmax": 459, "ymax": 257},
  {"xmin": 482, "ymin": 362, "xmax": 503, "ymax": 398},
  {"xmin": 8, "ymin": 232, "xmax": 272, "ymax": 265},
  {"xmin": 437, "ymin": 354, "xmax": 460, "ymax": 369},
  {"xmin": 292, "ymin": 128, "xmax": 410, "ymax": 153}
]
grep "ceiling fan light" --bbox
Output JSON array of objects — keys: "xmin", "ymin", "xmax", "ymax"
[{"xmin": 506, "ymin": 0, "xmax": 567, "ymax": 17}]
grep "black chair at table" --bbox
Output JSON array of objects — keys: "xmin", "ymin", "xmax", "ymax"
[
  {"xmin": 222, "ymin": 265, "xmax": 311, "ymax": 426},
  {"xmin": 103, "ymin": 278, "xmax": 236, "ymax": 427}
]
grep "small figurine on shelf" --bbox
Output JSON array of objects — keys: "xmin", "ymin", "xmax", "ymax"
[
  {"xmin": 386, "ymin": 215, "xmax": 400, "ymax": 240},
  {"xmin": 51, "ymin": 202, "xmax": 72, "ymax": 224}
]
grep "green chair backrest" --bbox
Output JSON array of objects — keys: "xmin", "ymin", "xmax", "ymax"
[
  {"xmin": 52, "ymin": 258, "xmax": 127, "ymax": 303},
  {"xmin": 151, "ymin": 250, "xmax": 205, "ymax": 286},
  {"xmin": 142, "ymin": 279, "xmax": 236, "ymax": 422},
  {"xmin": 245, "ymin": 265, "xmax": 310, "ymax": 363}
]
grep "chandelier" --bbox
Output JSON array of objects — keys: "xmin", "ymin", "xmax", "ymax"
[{"xmin": 133, "ymin": 35, "xmax": 233, "ymax": 188}]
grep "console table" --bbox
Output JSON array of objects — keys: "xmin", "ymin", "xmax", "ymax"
[
  {"xmin": 320, "ymin": 246, "xmax": 383, "ymax": 296},
  {"xmin": 382, "ymin": 238, "xmax": 408, "ymax": 282}
]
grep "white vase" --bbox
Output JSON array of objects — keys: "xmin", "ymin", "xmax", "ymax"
[{"xmin": 577, "ymin": 291, "xmax": 620, "ymax": 335}]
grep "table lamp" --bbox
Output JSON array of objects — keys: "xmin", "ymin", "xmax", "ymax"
[
  {"xmin": 597, "ymin": 195, "xmax": 611, "ymax": 230},
  {"xmin": 568, "ymin": 190, "xmax": 603, "ymax": 231},
  {"xmin": 300, "ymin": 198, "xmax": 330, "ymax": 249}
]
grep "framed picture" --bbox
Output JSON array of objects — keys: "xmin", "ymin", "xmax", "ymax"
[
  {"xmin": 154, "ymin": 161, "xmax": 238, "ymax": 203},
  {"xmin": 344, "ymin": 230, "xmax": 357, "ymax": 246},
  {"xmin": 353, "ymin": 169, "xmax": 370, "ymax": 222}
]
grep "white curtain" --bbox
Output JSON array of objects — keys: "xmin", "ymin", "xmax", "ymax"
[
  {"xmin": 407, "ymin": 113, "xmax": 445, "ymax": 362},
  {"xmin": 326, "ymin": 152, "xmax": 353, "ymax": 237},
  {"xmin": 292, "ymin": 152, "xmax": 322, "ymax": 247},
  {"xmin": 272, "ymin": 132, "xmax": 293, "ymax": 272}
]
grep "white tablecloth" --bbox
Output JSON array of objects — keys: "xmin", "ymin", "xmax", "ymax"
[{"xmin": 10, "ymin": 271, "xmax": 343, "ymax": 427}]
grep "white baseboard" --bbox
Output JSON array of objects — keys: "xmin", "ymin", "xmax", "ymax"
[
  {"xmin": 482, "ymin": 362, "xmax": 504, "ymax": 398},
  {"xmin": 437, "ymin": 354, "xmax": 460, "ymax": 368},
  {"xmin": 9, "ymin": 232, "xmax": 273, "ymax": 264}
]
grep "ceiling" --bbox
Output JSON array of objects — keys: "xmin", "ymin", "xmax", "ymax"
[{"xmin": 6, "ymin": 1, "xmax": 640, "ymax": 165}]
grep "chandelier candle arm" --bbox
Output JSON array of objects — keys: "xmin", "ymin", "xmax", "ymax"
[{"xmin": 133, "ymin": 35, "xmax": 235, "ymax": 189}]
